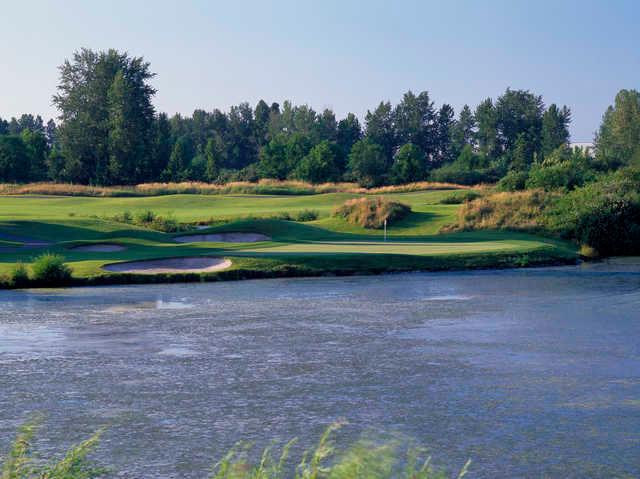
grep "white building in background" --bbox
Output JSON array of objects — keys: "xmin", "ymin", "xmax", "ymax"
[{"xmin": 570, "ymin": 142, "xmax": 594, "ymax": 154}]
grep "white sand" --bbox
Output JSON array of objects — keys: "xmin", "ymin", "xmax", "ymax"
[
  {"xmin": 71, "ymin": 243, "xmax": 127, "ymax": 252},
  {"xmin": 103, "ymin": 257, "xmax": 232, "ymax": 274},
  {"xmin": 173, "ymin": 232, "xmax": 271, "ymax": 243}
]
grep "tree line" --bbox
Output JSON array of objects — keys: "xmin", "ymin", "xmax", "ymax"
[{"xmin": 1, "ymin": 48, "xmax": 638, "ymax": 187}]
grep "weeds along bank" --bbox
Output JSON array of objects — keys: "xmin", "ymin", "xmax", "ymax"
[{"xmin": 2, "ymin": 419, "xmax": 468, "ymax": 479}]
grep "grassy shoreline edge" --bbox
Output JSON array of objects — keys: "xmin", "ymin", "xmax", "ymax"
[{"xmin": 0, "ymin": 248, "xmax": 578, "ymax": 290}]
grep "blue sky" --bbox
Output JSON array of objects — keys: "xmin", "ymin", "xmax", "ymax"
[{"xmin": 1, "ymin": 0, "xmax": 638, "ymax": 141}]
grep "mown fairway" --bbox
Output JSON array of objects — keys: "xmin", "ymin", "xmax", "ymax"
[{"xmin": 0, "ymin": 189, "xmax": 577, "ymax": 281}]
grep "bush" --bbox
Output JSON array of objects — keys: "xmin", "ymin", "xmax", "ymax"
[
  {"xmin": 135, "ymin": 209, "xmax": 156, "ymax": 224},
  {"xmin": 497, "ymin": 170, "xmax": 529, "ymax": 191},
  {"xmin": 31, "ymin": 253, "xmax": 72, "ymax": 285},
  {"xmin": 546, "ymin": 169, "xmax": 640, "ymax": 255},
  {"xmin": 525, "ymin": 146, "xmax": 597, "ymax": 191},
  {"xmin": 294, "ymin": 209, "xmax": 319, "ymax": 222},
  {"xmin": 334, "ymin": 197, "xmax": 411, "ymax": 229},
  {"xmin": 8, "ymin": 261, "xmax": 29, "ymax": 287},
  {"xmin": 439, "ymin": 190, "xmax": 481, "ymax": 204}
]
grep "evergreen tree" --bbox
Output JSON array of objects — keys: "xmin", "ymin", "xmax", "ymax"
[
  {"xmin": 347, "ymin": 139, "xmax": 387, "ymax": 187},
  {"xmin": 391, "ymin": 143, "xmax": 425, "ymax": 184},
  {"xmin": 451, "ymin": 104, "xmax": 476, "ymax": 157},
  {"xmin": 595, "ymin": 89, "xmax": 640, "ymax": 168},
  {"xmin": 205, "ymin": 138, "xmax": 221, "ymax": 182},
  {"xmin": 541, "ymin": 104, "xmax": 571, "ymax": 157}
]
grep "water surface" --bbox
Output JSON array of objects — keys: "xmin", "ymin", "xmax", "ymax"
[{"xmin": 1, "ymin": 260, "xmax": 639, "ymax": 477}]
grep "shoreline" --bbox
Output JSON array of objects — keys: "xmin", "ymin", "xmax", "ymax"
[{"xmin": 0, "ymin": 250, "xmax": 579, "ymax": 290}]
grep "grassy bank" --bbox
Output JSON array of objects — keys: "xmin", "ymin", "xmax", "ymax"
[{"xmin": 0, "ymin": 187, "xmax": 577, "ymax": 288}]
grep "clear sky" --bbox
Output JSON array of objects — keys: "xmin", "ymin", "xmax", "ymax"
[{"xmin": 1, "ymin": 0, "xmax": 638, "ymax": 141}]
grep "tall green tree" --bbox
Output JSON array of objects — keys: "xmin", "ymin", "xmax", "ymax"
[
  {"xmin": 53, "ymin": 48, "xmax": 155, "ymax": 184},
  {"xmin": 365, "ymin": 101, "xmax": 396, "ymax": 163},
  {"xmin": 474, "ymin": 98, "xmax": 499, "ymax": 159},
  {"xmin": 494, "ymin": 88, "xmax": 544, "ymax": 155},
  {"xmin": 152, "ymin": 113, "xmax": 173, "ymax": 180},
  {"xmin": 294, "ymin": 140, "xmax": 340, "ymax": 183},
  {"xmin": 205, "ymin": 138, "xmax": 221, "ymax": 182},
  {"xmin": 163, "ymin": 136, "xmax": 193, "ymax": 181},
  {"xmin": 336, "ymin": 113, "xmax": 362, "ymax": 171},
  {"xmin": 595, "ymin": 89, "xmax": 640, "ymax": 168},
  {"xmin": 0, "ymin": 136, "xmax": 30, "ymax": 182},
  {"xmin": 391, "ymin": 143, "xmax": 425, "ymax": 184},
  {"xmin": 541, "ymin": 104, "xmax": 571, "ymax": 157},
  {"xmin": 347, "ymin": 139, "xmax": 387, "ymax": 187},
  {"xmin": 394, "ymin": 91, "xmax": 437, "ymax": 160},
  {"xmin": 451, "ymin": 104, "xmax": 476, "ymax": 157}
]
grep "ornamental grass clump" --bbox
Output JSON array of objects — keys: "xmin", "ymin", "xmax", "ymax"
[
  {"xmin": 333, "ymin": 197, "xmax": 411, "ymax": 229},
  {"xmin": 1, "ymin": 418, "xmax": 105, "ymax": 479},
  {"xmin": 30, "ymin": 253, "xmax": 72, "ymax": 285}
]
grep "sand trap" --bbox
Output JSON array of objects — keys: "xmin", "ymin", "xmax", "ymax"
[
  {"xmin": 70, "ymin": 243, "xmax": 127, "ymax": 252},
  {"xmin": 173, "ymin": 232, "xmax": 271, "ymax": 243},
  {"xmin": 103, "ymin": 257, "xmax": 232, "ymax": 274}
]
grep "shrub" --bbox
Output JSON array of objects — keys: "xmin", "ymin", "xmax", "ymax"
[
  {"xmin": 526, "ymin": 146, "xmax": 597, "ymax": 191},
  {"xmin": 496, "ymin": 170, "xmax": 529, "ymax": 191},
  {"xmin": 9, "ymin": 261, "xmax": 29, "ymax": 287},
  {"xmin": 135, "ymin": 209, "xmax": 156, "ymax": 224},
  {"xmin": 334, "ymin": 197, "xmax": 411, "ymax": 229},
  {"xmin": 31, "ymin": 253, "xmax": 72, "ymax": 285},
  {"xmin": 439, "ymin": 190, "xmax": 481, "ymax": 204},
  {"xmin": 546, "ymin": 169, "xmax": 640, "ymax": 255},
  {"xmin": 294, "ymin": 209, "xmax": 319, "ymax": 222}
]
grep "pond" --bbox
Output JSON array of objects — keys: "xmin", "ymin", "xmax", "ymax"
[{"xmin": 1, "ymin": 259, "xmax": 639, "ymax": 477}]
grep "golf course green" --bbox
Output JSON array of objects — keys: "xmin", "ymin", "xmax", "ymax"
[{"xmin": 0, "ymin": 188, "xmax": 578, "ymax": 286}]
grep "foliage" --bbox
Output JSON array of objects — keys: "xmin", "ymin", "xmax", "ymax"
[
  {"xmin": 1, "ymin": 418, "xmax": 104, "ymax": 479},
  {"xmin": 8, "ymin": 262, "xmax": 29, "ymax": 288},
  {"xmin": 30, "ymin": 253, "xmax": 72, "ymax": 284},
  {"xmin": 294, "ymin": 141, "xmax": 341, "ymax": 183},
  {"xmin": 53, "ymin": 48, "xmax": 156, "ymax": 185},
  {"xmin": 333, "ymin": 197, "xmax": 411, "ymax": 229},
  {"xmin": 347, "ymin": 140, "xmax": 388, "ymax": 187},
  {"xmin": 496, "ymin": 170, "xmax": 528, "ymax": 192},
  {"xmin": 390, "ymin": 143, "xmax": 426, "ymax": 184},
  {"xmin": 546, "ymin": 168, "xmax": 640, "ymax": 255},
  {"xmin": 429, "ymin": 145, "xmax": 498, "ymax": 185},
  {"xmin": 595, "ymin": 89, "xmax": 640, "ymax": 169},
  {"xmin": 525, "ymin": 145, "xmax": 597, "ymax": 191}
]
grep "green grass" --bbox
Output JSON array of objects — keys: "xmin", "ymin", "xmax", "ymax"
[{"xmin": 0, "ymin": 189, "xmax": 578, "ymax": 287}]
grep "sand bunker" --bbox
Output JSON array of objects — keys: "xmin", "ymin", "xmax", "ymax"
[
  {"xmin": 103, "ymin": 257, "xmax": 232, "ymax": 274},
  {"xmin": 71, "ymin": 243, "xmax": 127, "ymax": 252},
  {"xmin": 174, "ymin": 232, "xmax": 271, "ymax": 243}
]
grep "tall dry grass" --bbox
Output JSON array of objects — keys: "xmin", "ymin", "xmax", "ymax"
[
  {"xmin": 443, "ymin": 189, "xmax": 558, "ymax": 232},
  {"xmin": 333, "ymin": 197, "xmax": 412, "ymax": 229},
  {"xmin": 0, "ymin": 180, "xmax": 470, "ymax": 198}
]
